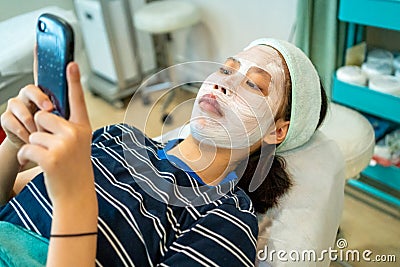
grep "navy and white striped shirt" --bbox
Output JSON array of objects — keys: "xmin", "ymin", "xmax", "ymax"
[{"xmin": 0, "ymin": 124, "xmax": 258, "ymax": 266}]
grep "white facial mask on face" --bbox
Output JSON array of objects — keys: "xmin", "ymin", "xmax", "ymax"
[{"xmin": 190, "ymin": 46, "xmax": 286, "ymax": 149}]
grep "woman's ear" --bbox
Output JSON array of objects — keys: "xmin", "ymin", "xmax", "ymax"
[{"xmin": 263, "ymin": 119, "xmax": 290, "ymax": 145}]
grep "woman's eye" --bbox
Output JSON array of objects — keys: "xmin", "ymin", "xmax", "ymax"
[
  {"xmin": 219, "ymin": 67, "xmax": 232, "ymax": 75},
  {"xmin": 246, "ymin": 80, "xmax": 257, "ymax": 89}
]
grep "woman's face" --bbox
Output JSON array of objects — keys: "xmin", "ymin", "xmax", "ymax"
[{"xmin": 190, "ymin": 45, "xmax": 287, "ymax": 149}]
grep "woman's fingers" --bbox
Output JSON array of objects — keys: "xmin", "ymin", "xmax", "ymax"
[
  {"xmin": 29, "ymin": 131, "xmax": 60, "ymax": 149},
  {"xmin": 0, "ymin": 111, "xmax": 30, "ymax": 144},
  {"xmin": 33, "ymin": 110, "xmax": 69, "ymax": 135},
  {"xmin": 0, "ymin": 84, "xmax": 54, "ymax": 147},
  {"xmin": 18, "ymin": 85, "xmax": 53, "ymax": 112},
  {"xmin": 17, "ymin": 143, "xmax": 48, "ymax": 166},
  {"xmin": 66, "ymin": 63, "xmax": 91, "ymax": 127},
  {"xmin": 7, "ymin": 98, "xmax": 37, "ymax": 133}
]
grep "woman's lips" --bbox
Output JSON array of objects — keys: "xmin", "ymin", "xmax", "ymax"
[{"xmin": 198, "ymin": 94, "xmax": 223, "ymax": 117}]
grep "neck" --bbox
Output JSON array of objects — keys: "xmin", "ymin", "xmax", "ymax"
[{"xmin": 167, "ymin": 135, "xmax": 245, "ymax": 185}]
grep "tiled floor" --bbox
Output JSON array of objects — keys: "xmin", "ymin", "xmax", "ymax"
[{"xmin": 84, "ymin": 87, "xmax": 399, "ymax": 267}]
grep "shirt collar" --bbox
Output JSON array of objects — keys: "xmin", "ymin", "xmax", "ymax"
[{"xmin": 157, "ymin": 139, "xmax": 238, "ymax": 185}]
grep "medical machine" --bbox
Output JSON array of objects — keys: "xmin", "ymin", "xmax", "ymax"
[{"xmin": 74, "ymin": 0, "xmax": 155, "ymax": 107}]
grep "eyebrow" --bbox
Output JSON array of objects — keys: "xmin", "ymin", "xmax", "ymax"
[
  {"xmin": 225, "ymin": 57, "xmax": 270, "ymax": 79},
  {"xmin": 226, "ymin": 57, "xmax": 241, "ymax": 65},
  {"xmin": 248, "ymin": 66, "xmax": 269, "ymax": 75}
]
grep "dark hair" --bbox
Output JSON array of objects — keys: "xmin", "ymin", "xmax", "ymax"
[{"xmin": 237, "ymin": 81, "xmax": 328, "ymax": 213}]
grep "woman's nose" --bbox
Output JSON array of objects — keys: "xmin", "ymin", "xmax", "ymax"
[{"xmin": 213, "ymin": 84, "xmax": 228, "ymax": 95}]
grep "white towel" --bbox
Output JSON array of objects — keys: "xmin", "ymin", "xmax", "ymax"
[{"xmin": 245, "ymin": 38, "xmax": 321, "ymax": 153}]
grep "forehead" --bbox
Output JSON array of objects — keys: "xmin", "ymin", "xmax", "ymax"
[{"xmin": 234, "ymin": 45, "xmax": 283, "ymax": 69}]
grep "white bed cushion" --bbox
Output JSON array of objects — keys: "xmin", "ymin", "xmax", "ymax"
[{"xmin": 319, "ymin": 103, "xmax": 375, "ymax": 179}]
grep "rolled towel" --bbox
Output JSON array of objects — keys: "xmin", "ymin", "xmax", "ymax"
[
  {"xmin": 393, "ymin": 55, "xmax": 400, "ymax": 71},
  {"xmin": 368, "ymin": 74, "xmax": 400, "ymax": 96},
  {"xmin": 367, "ymin": 49, "xmax": 394, "ymax": 65},
  {"xmin": 361, "ymin": 60, "xmax": 393, "ymax": 79},
  {"xmin": 244, "ymin": 38, "xmax": 321, "ymax": 153},
  {"xmin": 336, "ymin": 65, "xmax": 367, "ymax": 86},
  {"xmin": 395, "ymin": 69, "xmax": 400, "ymax": 78}
]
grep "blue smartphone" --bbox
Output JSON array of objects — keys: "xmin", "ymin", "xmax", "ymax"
[{"xmin": 36, "ymin": 13, "xmax": 74, "ymax": 119}]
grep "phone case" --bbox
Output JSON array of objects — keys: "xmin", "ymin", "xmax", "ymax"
[{"xmin": 37, "ymin": 13, "xmax": 74, "ymax": 119}]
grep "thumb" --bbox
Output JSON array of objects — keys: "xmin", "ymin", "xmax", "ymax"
[{"xmin": 67, "ymin": 62, "xmax": 91, "ymax": 126}]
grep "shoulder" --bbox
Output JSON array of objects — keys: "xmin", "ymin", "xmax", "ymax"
[
  {"xmin": 201, "ymin": 192, "xmax": 258, "ymax": 236},
  {"xmin": 187, "ymin": 187, "xmax": 258, "ymax": 245},
  {"xmin": 216, "ymin": 187, "xmax": 256, "ymax": 216},
  {"xmin": 196, "ymin": 187, "xmax": 258, "ymax": 246},
  {"xmin": 177, "ymin": 183, "xmax": 257, "ymax": 229},
  {"xmin": 213, "ymin": 188, "xmax": 257, "ymax": 232}
]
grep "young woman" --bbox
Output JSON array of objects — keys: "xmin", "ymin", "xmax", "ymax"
[{"xmin": 0, "ymin": 38, "xmax": 327, "ymax": 266}]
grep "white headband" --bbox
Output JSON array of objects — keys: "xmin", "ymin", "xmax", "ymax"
[{"xmin": 245, "ymin": 38, "xmax": 321, "ymax": 153}]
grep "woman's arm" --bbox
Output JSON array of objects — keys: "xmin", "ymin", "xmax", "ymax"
[
  {"xmin": 12, "ymin": 166, "xmax": 42, "ymax": 195},
  {"xmin": 0, "ymin": 139, "xmax": 21, "ymax": 204},
  {"xmin": 47, "ymin": 190, "xmax": 98, "ymax": 266},
  {"xmin": 0, "ymin": 140, "xmax": 42, "ymax": 204},
  {"xmin": 16, "ymin": 62, "xmax": 98, "ymax": 266}
]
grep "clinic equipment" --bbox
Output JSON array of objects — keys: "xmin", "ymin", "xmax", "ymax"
[
  {"xmin": 133, "ymin": 0, "xmax": 201, "ymax": 121},
  {"xmin": 74, "ymin": 0, "xmax": 149, "ymax": 108}
]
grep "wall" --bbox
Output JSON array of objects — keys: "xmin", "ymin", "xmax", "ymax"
[
  {"xmin": 0, "ymin": 0, "xmax": 74, "ymax": 21},
  {"xmin": 172, "ymin": 0, "xmax": 298, "ymax": 63},
  {"xmin": 0, "ymin": 0, "xmax": 298, "ymax": 81},
  {"xmin": 366, "ymin": 26, "xmax": 400, "ymax": 53}
]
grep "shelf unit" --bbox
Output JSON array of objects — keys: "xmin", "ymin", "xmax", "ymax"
[{"xmin": 333, "ymin": 0, "xmax": 400, "ymax": 208}]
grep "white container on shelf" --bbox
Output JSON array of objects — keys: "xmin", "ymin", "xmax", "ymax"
[
  {"xmin": 368, "ymin": 74, "xmax": 400, "ymax": 96},
  {"xmin": 367, "ymin": 48, "xmax": 394, "ymax": 65},
  {"xmin": 395, "ymin": 69, "xmax": 400, "ymax": 78},
  {"xmin": 336, "ymin": 65, "xmax": 367, "ymax": 86},
  {"xmin": 361, "ymin": 60, "xmax": 393, "ymax": 79},
  {"xmin": 393, "ymin": 55, "xmax": 400, "ymax": 71}
]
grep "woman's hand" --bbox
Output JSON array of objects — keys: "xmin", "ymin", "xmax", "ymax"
[
  {"xmin": 0, "ymin": 48, "xmax": 53, "ymax": 203},
  {"xmin": 16, "ymin": 62, "xmax": 94, "ymax": 205},
  {"xmin": 0, "ymin": 86, "xmax": 53, "ymax": 149},
  {"xmin": 1, "ymin": 45, "xmax": 50, "ymax": 150}
]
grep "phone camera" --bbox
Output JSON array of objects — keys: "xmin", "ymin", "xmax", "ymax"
[{"xmin": 38, "ymin": 21, "xmax": 47, "ymax": 32}]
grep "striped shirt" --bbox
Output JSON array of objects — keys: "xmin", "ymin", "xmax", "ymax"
[{"xmin": 0, "ymin": 124, "xmax": 258, "ymax": 266}]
